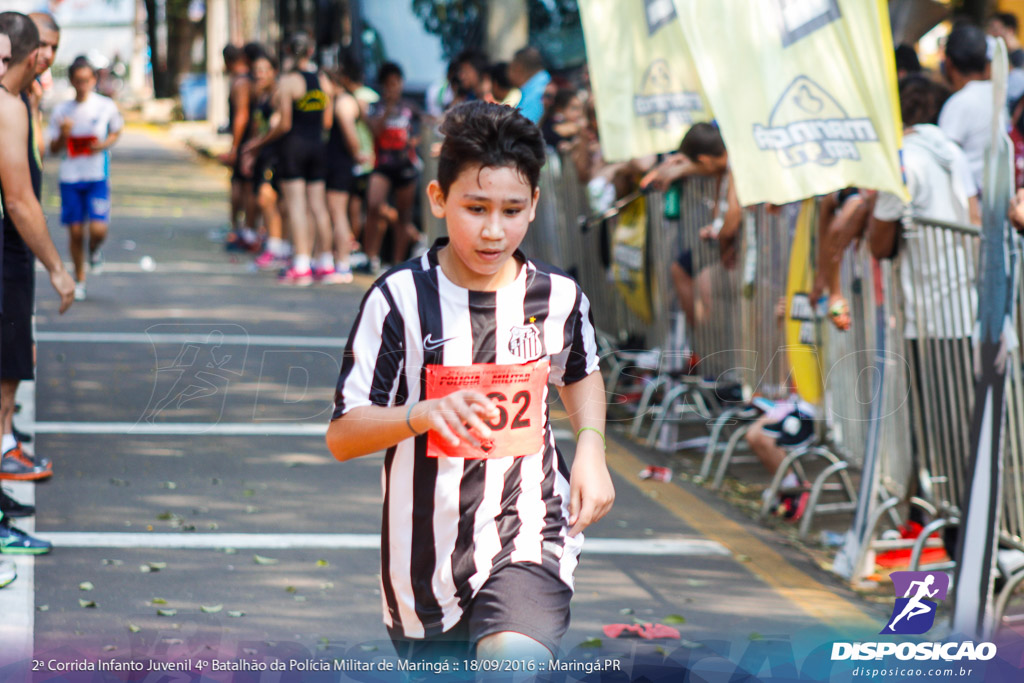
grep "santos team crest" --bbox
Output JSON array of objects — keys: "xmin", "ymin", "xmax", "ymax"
[
  {"xmin": 882, "ymin": 571, "xmax": 950, "ymax": 635},
  {"xmin": 508, "ymin": 324, "xmax": 542, "ymax": 361}
]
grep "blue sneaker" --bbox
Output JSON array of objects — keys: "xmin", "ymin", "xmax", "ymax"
[{"xmin": 0, "ymin": 517, "xmax": 52, "ymax": 555}]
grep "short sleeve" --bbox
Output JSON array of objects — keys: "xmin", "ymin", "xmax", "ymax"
[
  {"xmin": 873, "ymin": 190, "xmax": 907, "ymax": 222},
  {"xmin": 549, "ymin": 285, "xmax": 600, "ymax": 387},
  {"xmin": 107, "ymin": 100, "xmax": 124, "ymax": 134},
  {"xmin": 45, "ymin": 103, "xmax": 64, "ymax": 146},
  {"xmin": 332, "ymin": 284, "xmax": 406, "ymax": 420},
  {"xmin": 937, "ymin": 98, "xmax": 966, "ymax": 147}
]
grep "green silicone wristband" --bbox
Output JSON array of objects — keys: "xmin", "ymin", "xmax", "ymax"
[{"xmin": 576, "ymin": 426, "xmax": 606, "ymax": 448}]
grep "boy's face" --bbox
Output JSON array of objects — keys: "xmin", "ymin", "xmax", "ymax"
[
  {"xmin": 382, "ymin": 73, "xmax": 402, "ymax": 102},
  {"xmin": 695, "ymin": 153, "xmax": 728, "ymax": 175},
  {"xmin": 428, "ymin": 164, "xmax": 539, "ymax": 285}
]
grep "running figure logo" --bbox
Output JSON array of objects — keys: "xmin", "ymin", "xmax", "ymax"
[{"xmin": 882, "ymin": 571, "xmax": 950, "ymax": 635}]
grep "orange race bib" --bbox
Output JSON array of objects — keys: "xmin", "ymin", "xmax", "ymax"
[{"xmin": 425, "ymin": 359, "xmax": 549, "ymax": 459}]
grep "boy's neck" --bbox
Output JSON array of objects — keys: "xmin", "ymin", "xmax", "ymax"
[{"xmin": 437, "ymin": 245, "xmax": 521, "ymax": 291}]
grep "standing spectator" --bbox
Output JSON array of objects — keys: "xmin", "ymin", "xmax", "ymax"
[
  {"xmin": 221, "ymin": 44, "xmax": 257, "ymax": 250},
  {"xmin": 361, "ymin": 62, "xmax": 422, "ymax": 273},
  {"xmin": 27, "ymin": 12, "xmax": 59, "ymax": 161},
  {"xmin": 989, "ymin": 12, "xmax": 1024, "ymax": 68},
  {"xmin": 47, "ymin": 56, "xmax": 123, "ymax": 301},
  {"xmin": 539, "ymin": 89, "xmax": 586, "ymax": 150},
  {"xmin": 243, "ymin": 32, "xmax": 334, "ymax": 286},
  {"xmin": 895, "ymin": 43, "xmax": 922, "ymax": 80},
  {"xmin": 509, "ymin": 46, "xmax": 550, "ymax": 124},
  {"xmin": 0, "ymin": 11, "xmax": 76, "ymax": 554},
  {"xmin": 939, "ymin": 23, "xmax": 992, "ymax": 195},
  {"xmin": 453, "ymin": 49, "xmax": 490, "ymax": 103}
]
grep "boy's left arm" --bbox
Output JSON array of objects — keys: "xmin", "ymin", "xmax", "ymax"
[{"xmin": 557, "ymin": 371, "xmax": 615, "ymax": 537}]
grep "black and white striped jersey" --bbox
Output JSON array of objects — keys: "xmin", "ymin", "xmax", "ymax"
[{"xmin": 332, "ymin": 240, "xmax": 600, "ymax": 639}]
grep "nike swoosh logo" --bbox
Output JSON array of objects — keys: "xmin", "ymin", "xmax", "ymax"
[{"xmin": 423, "ymin": 334, "xmax": 457, "ymax": 350}]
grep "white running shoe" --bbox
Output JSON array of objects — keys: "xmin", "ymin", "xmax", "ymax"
[{"xmin": 74, "ymin": 283, "xmax": 87, "ymax": 301}]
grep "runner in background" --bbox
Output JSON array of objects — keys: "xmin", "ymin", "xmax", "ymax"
[
  {"xmin": 47, "ymin": 56, "xmax": 123, "ymax": 301},
  {"xmin": 361, "ymin": 62, "xmax": 422, "ymax": 274},
  {"xmin": 244, "ymin": 32, "xmax": 333, "ymax": 286}
]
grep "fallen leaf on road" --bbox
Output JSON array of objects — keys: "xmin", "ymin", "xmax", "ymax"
[
  {"xmin": 151, "ymin": 598, "xmax": 167, "ymax": 605},
  {"xmin": 253, "ymin": 554, "xmax": 279, "ymax": 565},
  {"xmin": 102, "ymin": 559, "xmax": 123, "ymax": 566},
  {"xmin": 316, "ymin": 559, "xmax": 329, "ymax": 567},
  {"xmin": 128, "ymin": 624, "xmax": 141, "ymax": 633},
  {"xmin": 227, "ymin": 610, "xmax": 245, "ymax": 618},
  {"xmin": 200, "ymin": 605, "xmax": 223, "ymax": 613},
  {"xmin": 79, "ymin": 599, "xmax": 97, "ymax": 608},
  {"xmin": 37, "ymin": 605, "xmax": 49, "ymax": 612},
  {"xmin": 663, "ymin": 615, "xmax": 686, "ymax": 625},
  {"xmin": 580, "ymin": 638, "xmax": 602, "ymax": 648},
  {"xmin": 162, "ymin": 482, "xmax": 177, "ymax": 489},
  {"xmin": 79, "ymin": 582, "xmax": 94, "ymax": 591},
  {"xmin": 156, "ymin": 609, "xmax": 177, "ymax": 617}
]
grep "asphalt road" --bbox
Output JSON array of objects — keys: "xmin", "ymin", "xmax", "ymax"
[{"xmin": 0, "ymin": 127, "xmax": 889, "ymax": 682}]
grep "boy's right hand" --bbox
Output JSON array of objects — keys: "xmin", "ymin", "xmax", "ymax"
[{"xmin": 423, "ymin": 391, "xmax": 500, "ymax": 448}]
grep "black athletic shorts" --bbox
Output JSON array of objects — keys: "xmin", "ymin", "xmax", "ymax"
[
  {"xmin": 761, "ymin": 403, "xmax": 815, "ymax": 450},
  {"xmin": 231, "ymin": 150, "xmax": 254, "ymax": 182},
  {"xmin": 374, "ymin": 159, "xmax": 418, "ymax": 189},
  {"xmin": 1, "ymin": 275, "xmax": 34, "ymax": 381},
  {"xmin": 278, "ymin": 135, "xmax": 327, "ymax": 182},
  {"xmin": 388, "ymin": 562, "xmax": 571, "ymax": 664},
  {"xmin": 352, "ymin": 172, "xmax": 371, "ymax": 199},
  {"xmin": 326, "ymin": 158, "xmax": 355, "ymax": 193},
  {"xmin": 675, "ymin": 249, "xmax": 693, "ymax": 277}
]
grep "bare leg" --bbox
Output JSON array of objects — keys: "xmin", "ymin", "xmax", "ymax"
[
  {"xmin": 476, "ymin": 631, "xmax": 551, "ymax": 666},
  {"xmin": 281, "ymin": 179, "xmax": 311, "ymax": 262},
  {"xmin": 391, "ymin": 181, "xmax": 419, "ymax": 264},
  {"xmin": 1, "ymin": 380, "xmax": 19, "ymax": 439},
  {"xmin": 363, "ymin": 173, "xmax": 392, "ymax": 262},
  {"xmin": 258, "ymin": 184, "xmax": 282, "ymax": 242},
  {"xmin": 745, "ymin": 415, "xmax": 786, "ymax": 475},
  {"xmin": 306, "ymin": 180, "xmax": 333, "ymax": 262},
  {"xmin": 327, "ymin": 190, "xmax": 352, "ymax": 265},
  {"xmin": 88, "ymin": 220, "xmax": 109, "ymax": 260},
  {"xmin": 349, "ymin": 192, "xmax": 363, "ymax": 243},
  {"xmin": 68, "ymin": 222, "xmax": 86, "ymax": 283},
  {"xmin": 229, "ymin": 178, "xmax": 243, "ymax": 230},
  {"xmin": 671, "ymin": 261, "xmax": 696, "ymax": 328}
]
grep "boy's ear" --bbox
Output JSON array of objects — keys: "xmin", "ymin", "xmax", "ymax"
[
  {"xmin": 528, "ymin": 186, "xmax": 540, "ymax": 222},
  {"xmin": 426, "ymin": 180, "xmax": 447, "ymax": 219}
]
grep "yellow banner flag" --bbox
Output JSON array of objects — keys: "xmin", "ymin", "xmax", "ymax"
[
  {"xmin": 673, "ymin": 0, "xmax": 907, "ymax": 206},
  {"xmin": 579, "ymin": 0, "xmax": 711, "ymax": 162}
]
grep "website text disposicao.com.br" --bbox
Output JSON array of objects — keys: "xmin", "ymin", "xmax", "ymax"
[{"xmin": 851, "ymin": 665, "xmax": 977, "ymax": 678}]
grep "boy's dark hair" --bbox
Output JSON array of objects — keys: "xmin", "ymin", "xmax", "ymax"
[
  {"xmin": 378, "ymin": 61, "xmax": 403, "ymax": 84},
  {"xmin": 489, "ymin": 61, "xmax": 512, "ymax": 91},
  {"xmin": 437, "ymin": 101, "xmax": 545, "ymax": 196},
  {"xmin": 242, "ymin": 41, "xmax": 266, "ymax": 64},
  {"xmin": 898, "ymin": 75, "xmax": 949, "ymax": 127},
  {"xmin": 993, "ymin": 11, "xmax": 1019, "ymax": 32},
  {"xmin": 539, "ymin": 88, "xmax": 578, "ymax": 130},
  {"xmin": 0, "ymin": 12, "xmax": 41, "ymax": 66},
  {"xmin": 223, "ymin": 44, "xmax": 243, "ymax": 65},
  {"xmin": 454, "ymin": 49, "xmax": 488, "ymax": 76},
  {"xmin": 945, "ymin": 24, "xmax": 989, "ymax": 75},
  {"xmin": 253, "ymin": 52, "xmax": 279, "ymax": 71},
  {"xmin": 68, "ymin": 55, "xmax": 95, "ymax": 80},
  {"xmin": 679, "ymin": 122, "xmax": 726, "ymax": 160},
  {"xmin": 895, "ymin": 44, "xmax": 921, "ymax": 73}
]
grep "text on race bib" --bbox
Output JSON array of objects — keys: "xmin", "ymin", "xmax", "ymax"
[{"xmin": 424, "ymin": 359, "xmax": 549, "ymax": 459}]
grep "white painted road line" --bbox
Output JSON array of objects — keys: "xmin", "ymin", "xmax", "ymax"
[
  {"xmin": 27, "ymin": 423, "xmax": 577, "ymax": 440},
  {"xmin": 41, "ymin": 532, "xmax": 731, "ymax": 556},
  {"xmin": 35, "ymin": 331, "xmax": 348, "ymax": 348},
  {"xmin": 30, "ymin": 422, "xmax": 329, "ymax": 436}
]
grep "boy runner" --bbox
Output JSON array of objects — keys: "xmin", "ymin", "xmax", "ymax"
[
  {"xmin": 47, "ymin": 55, "xmax": 122, "ymax": 300},
  {"xmin": 327, "ymin": 102, "xmax": 614, "ymax": 663}
]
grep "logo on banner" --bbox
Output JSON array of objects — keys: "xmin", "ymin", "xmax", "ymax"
[
  {"xmin": 508, "ymin": 324, "xmax": 542, "ymax": 361},
  {"xmin": 633, "ymin": 59, "xmax": 704, "ymax": 131},
  {"xmin": 774, "ymin": 0, "xmax": 842, "ymax": 47},
  {"xmin": 642, "ymin": 0, "xmax": 677, "ymax": 35},
  {"xmin": 753, "ymin": 75, "xmax": 879, "ymax": 168},
  {"xmin": 883, "ymin": 571, "xmax": 949, "ymax": 635}
]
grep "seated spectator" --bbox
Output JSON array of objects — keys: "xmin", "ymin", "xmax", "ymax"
[
  {"xmin": 989, "ymin": 11, "xmax": 1024, "ymax": 68},
  {"xmin": 895, "ymin": 43, "xmax": 922, "ymax": 80}
]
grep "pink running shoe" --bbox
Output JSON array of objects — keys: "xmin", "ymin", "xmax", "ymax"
[
  {"xmin": 255, "ymin": 251, "xmax": 287, "ymax": 270},
  {"xmin": 279, "ymin": 266, "xmax": 314, "ymax": 286},
  {"xmin": 315, "ymin": 265, "xmax": 354, "ymax": 284}
]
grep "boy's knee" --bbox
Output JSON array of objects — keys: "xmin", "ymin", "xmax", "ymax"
[{"xmin": 476, "ymin": 631, "xmax": 551, "ymax": 662}]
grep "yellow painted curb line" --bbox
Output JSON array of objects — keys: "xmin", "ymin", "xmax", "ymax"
[{"xmin": 602, "ymin": 437, "xmax": 879, "ymax": 633}]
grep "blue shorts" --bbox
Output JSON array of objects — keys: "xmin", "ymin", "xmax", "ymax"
[{"xmin": 60, "ymin": 180, "xmax": 111, "ymax": 225}]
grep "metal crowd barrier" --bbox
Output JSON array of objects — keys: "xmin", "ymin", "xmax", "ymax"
[{"xmin": 415, "ymin": 128, "xmax": 1024, "ymax": 628}]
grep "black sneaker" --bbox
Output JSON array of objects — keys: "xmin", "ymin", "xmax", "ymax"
[
  {"xmin": 0, "ymin": 489, "xmax": 35, "ymax": 517},
  {"xmin": 0, "ymin": 517, "xmax": 52, "ymax": 554}
]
